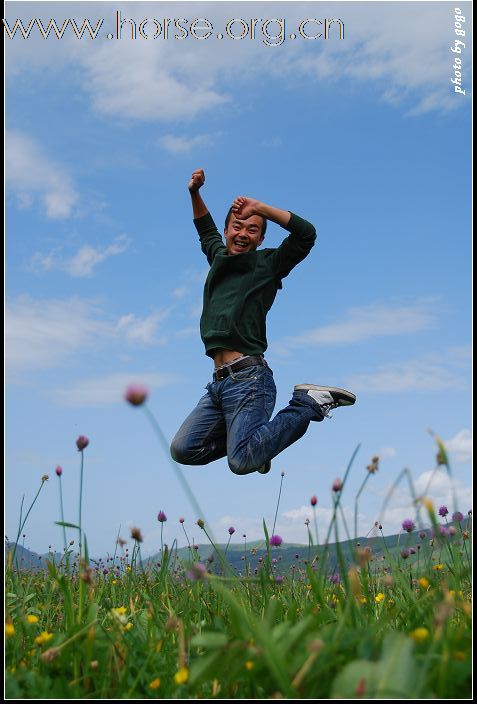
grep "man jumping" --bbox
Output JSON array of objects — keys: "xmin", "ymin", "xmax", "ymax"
[{"xmin": 170, "ymin": 168, "xmax": 356, "ymax": 475}]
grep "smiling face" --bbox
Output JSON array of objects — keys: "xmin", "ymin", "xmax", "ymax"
[{"xmin": 224, "ymin": 213, "xmax": 265, "ymax": 255}]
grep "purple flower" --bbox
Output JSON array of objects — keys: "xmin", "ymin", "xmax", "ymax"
[
  {"xmin": 330, "ymin": 574, "xmax": 340, "ymax": 584},
  {"xmin": 332, "ymin": 478, "xmax": 343, "ymax": 493},
  {"xmin": 438, "ymin": 505, "xmax": 449, "ymax": 517},
  {"xmin": 179, "ymin": 517, "xmax": 184, "ymax": 524},
  {"xmin": 409, "ymin": 547, "xmax": 416, "ymax": 554},
  {"xmin": 310, "ymin": 495, "xmax": 318, "ymax": 506},
  {"xmin": 400, "ymin": 548, "xmax": 410, "ymax": 559},
  {"xmin": 186, "ymin": 562, "xmax": 207, "ymax": 581},
  {"xmin": 124, "ymin": 385, "xmax": 148, "ymax": 406},
  {"xmin": 76, "ymin": 435, "xmax": 89, "ymax": 451},
  {"xmin": 275, "ymin": 575, "xmax": 284, "ymax": 584},
  {"xmin": 452, "ymin": 511, "xmax": 464, "ymax": 522},
  {"xmin": 270, "ymin": 534, "xmax": 283, "ymax": 547},
  {"xmin": 55, "ymin": 465, "xmax": 63, "ymax": 477},
  {"xmin": 157, "ymin": 511, "xmax": 167, "ymax": 523},
  {"xmin": 228, "ymin": 527, "xmax": 235, "ymax": 535},
  {"xmin": 448, "ymin": 526, "xmax": 456, "ymax": 536},
  {"xmin": 402, "ymin": 519, "xmax": 415, "ymax": 533}
]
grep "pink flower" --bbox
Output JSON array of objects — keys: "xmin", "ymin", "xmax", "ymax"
[
  {"xmin": 310, "ymin": 496, "xmax": 318, "ymax": 506},
  {"xmin": 270, "ymin": 535, "xmax": 283, "ymax": 547},
  {"xmin": 124, "ymin": 385, "xmax": 149, "ymax": 406},
  {"xmin": 76, "ymin": 436, "xmax": 89, "ymax": 451},
  {"xmin": 228, "ymin": 527, "xmax": 236, "ymax": 535},
  {"xmin": 332, "ymin": 478, "xmax": 343, "ymax": 493},
  {"xmin": 55, "ymin": 466, "xmax": 63, "ymax": 477},
  {"xmin": 157, "ymin": 511, "xmax": 167, "ymax": 523}
]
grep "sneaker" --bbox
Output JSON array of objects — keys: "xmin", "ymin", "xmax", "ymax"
[
  {"xmin": 257, "ymin": 460, "xmax": 271, "ymax": 474},
  {"xmin": 294, "ymin": 384, "xmax": 356, "ymax": 418}
]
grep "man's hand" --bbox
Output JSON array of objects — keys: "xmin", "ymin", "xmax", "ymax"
[
  {"xmin": 188, "ymin": 169, "xmax": 205, "ymax": 193},
  {"xmin": 231, "ymin": 196, "xmax": 261, "ymax": 220}
]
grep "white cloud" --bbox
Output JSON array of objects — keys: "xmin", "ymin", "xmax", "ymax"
[
  {"xmin": 378, "ymin": 447, "xmax": 397, "ymax": 459},
  {"xmin": 5, "ymin": 130, "xmax": 78, "ymax": 218},
  {"xmin": 116, "ymin": 310, "xmax": 169, "ymax": 345},
  {"xmin": 275, "ymin": 300, "xmax": 437, "ymax": 352},
  {"xmin": 31, "ymin": 235, "xmax": 131, "ymax": 277},
  {"xmin": 444, "ymin": 429, "xmax": 472, "ymax": 463},
  {"xmin": 6, "ymin": 296, "xmax": 172, "ymax": 376},
  {"xmin": 347, "ymin": 355, "xmax": 467, "ymax": 393},
  {"xmin": 52, "ymin": 372, "xmax": 176, "ymax": 406},
  {"xmin": 4, "ymin": 2, "xmax": 468, "ymax": 119},
  {"xmin": 159, "ymin": 134, "xmax": 213, "ymax": 154},
  {"xmin": 6, "ymin": 296, "xmax": 112, "ymax": 374}
]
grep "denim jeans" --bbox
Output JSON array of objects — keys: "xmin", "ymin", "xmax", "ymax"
[{"xmin": 170, "ymin": 363, "xmax": 324, "ymax": 475}]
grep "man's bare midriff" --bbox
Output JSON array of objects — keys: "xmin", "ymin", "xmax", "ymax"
[{"xmin": 213, "ymin": 349, "xmax": 246, "ymax": 368}]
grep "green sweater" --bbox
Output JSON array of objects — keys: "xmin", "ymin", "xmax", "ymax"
[{"xmin": 194, "ymin": 211, "xmax": 317, "ymax": 359}]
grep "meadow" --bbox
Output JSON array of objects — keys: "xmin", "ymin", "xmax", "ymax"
[{"xmin": 5, "ymin": 389, "xmax": 472, "ymax": 699}]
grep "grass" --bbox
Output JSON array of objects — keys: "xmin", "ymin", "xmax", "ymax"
[{"xmin": 4, "ymin": 393, "xmax": 472, "ymax": 699}]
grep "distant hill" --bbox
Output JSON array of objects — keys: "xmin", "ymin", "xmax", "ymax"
[{"xmin": 7, "ymin": 523, "xmax": 463, "ymax": 575}]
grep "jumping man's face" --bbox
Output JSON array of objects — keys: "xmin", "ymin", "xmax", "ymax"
[{"xmin": 224, "ymin": 213, "xmax": 264, "ymax": 255}]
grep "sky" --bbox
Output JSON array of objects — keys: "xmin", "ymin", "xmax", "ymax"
[{"xmin": 5, "ymin": 0, "xmax": 472, "ymax": 559}]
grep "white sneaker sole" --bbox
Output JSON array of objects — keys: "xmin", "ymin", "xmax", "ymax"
[{"xmin": 294, "ymin": 384, "xmax": 356, "ymax": 406}]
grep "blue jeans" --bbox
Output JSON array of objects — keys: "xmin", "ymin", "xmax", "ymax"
[{"xmin": 170, "ymin": 363, "xmax": 324, "ymax": 475}]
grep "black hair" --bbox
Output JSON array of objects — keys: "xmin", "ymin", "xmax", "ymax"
[{"xmin": 224, "ymin": 207, "xmax": 267, "ymax": 237}]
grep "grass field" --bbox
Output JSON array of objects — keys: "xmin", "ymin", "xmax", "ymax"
[{"xmin": 5, "ymin": 394, "xmax": 472, "ymax": 699}]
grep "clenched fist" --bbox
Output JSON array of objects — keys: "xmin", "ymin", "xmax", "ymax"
[{"xmin": 188, "ymin": 169, "xmax": 205, "ymax": 193}]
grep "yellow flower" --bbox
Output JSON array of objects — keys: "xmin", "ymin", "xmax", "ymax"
[
  {"xmin": 5, "ymin": 623, "xmax": 15, "ymax": 637},
  {"xmin": 418, "ymin": 577, "xmax": 430, "ymax": 588},
  {"xmin": 124, "ymin": 622, "xmax": 133, "ymax": 631},
  {"xmin": 27, "ymin": 615, "xmax": 39, "ymax": 624},
  {"xmin": 112, "ymin": 580, "xmax": 117, "ymax": 585},
  {"xmin": 360, "ymin": 597, "xmax": 367, "ymax": 604},
  {"xmin": 35, "ymin": 631, "xmax": 53, "ymax": 646},
  {"xmin": 245, "ymin": 661, "xmax": 254, "ymax": 670},
  {"xmin": 114, "ymin": 606, "xmax": 127, "ymax": 615},
  {"xmin": 375, "ymin": 593, "xmax": 385, "ymax": 603},
  {"xmin": 410, "ymin": 627, "xmax": 429, "ymax": 643},
  {"xmin": 174, "ymin": 667, "xmax": 189, "ymax": 685},
  {"xmin": 421, "ymin": 498, "xmax": 434, "ymax": 512},
  {"xmin": 149, "ymin": 678, "xmax": 161, "ymax": 690},
  {"xmin": 433, "ymin": 564, "xmax": 444, "ymax": 571}
]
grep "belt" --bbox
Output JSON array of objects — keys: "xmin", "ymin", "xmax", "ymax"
[{"xmin": 213, "ymin": 355, "xmax": 266, "ymax": 382}]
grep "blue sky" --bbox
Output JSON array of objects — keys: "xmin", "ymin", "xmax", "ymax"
[{"xmin": 5, "ymin": 1, "xmax": 472, "ymax": 558}]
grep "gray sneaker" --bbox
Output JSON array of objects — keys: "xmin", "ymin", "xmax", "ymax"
[
  {"xmin": 257, "ymin": 460, "xmax": 271, "ymax": 474},
  {"xmin": 294, "ymin": 384, "xmax": 356, "ymax": 418}
]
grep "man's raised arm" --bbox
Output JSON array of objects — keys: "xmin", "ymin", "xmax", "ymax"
[{"xmin": 189, "ymin": 169, "xmax": 226, "ymax": 265}]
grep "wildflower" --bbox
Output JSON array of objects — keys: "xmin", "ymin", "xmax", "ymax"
[
  {"xmin": 375, "ymin": 593, "xmax": 385, "ymax": 603},
  {"xmin": 275, "ymin": 575, "xmax": 284, "ymax": 584},
  {"xmin": 433, "ymin": 563, "xmax": 444, "ymax": 571},
  {"xmin": 35, "ymin": 631, "xmax": 53, "ymax": 646},
  {"xmin": 124, "ymin": 385, "xmax": 148, "ymax": 406},
  {"xmin": 26, "ymin": 615, "xmax": 39, "ymax": 624},
  {"xmin": 186, "ymin": 562, "xmax": 207, "ymax": 581},
  {"xmin": 40, "ymin": 647, "xmax": 60, "ymax": 663},
  {"xmin": 462, "ymin": 530, "xmax": 470, "ymax": 540},
  {"xmin": 304, "ymin": 518, "xmax": 310, "ymax": 526},
  {"xmin": 410, "ymin": 627, "xmax": 429, "ymax": 643},
  {"xmin": 330, "ymin": 574, "xmax": 340, "ymax": 584},
  {"xmin": 174, "ymin": 667, "xmax": 189, "ymax": 685},
  {"xmin": 448, "ymin": 526, "xmax": 456, "ymax": 536},
  {"xmin": 270, "ymin": 534, "xmax": 283, "ymax": 547},
  {"xmin": 422, "ymin": 498, "xmax": 434, "ymax": 512},
  {"xmin": 55, "ymin": 466, "xmax": 63, "ymax": 477},
  {"xmin": 157, "ymin": 511, "xmax": 167, "ymax": 523},
  {"xmin": 228, "ymin": 526, "xmax": 236, "ymax": 535},
  {"xmin": 402, "ymin": 519, "xmax": 415, "ymax": 533},
  {"xmin": 419, "ymin": 531, "xmax": 427, "ymax": 540},
  {"xmin": 116, "ymin": 537, "xmax": 126, "ymax": 547},
  {"xmin": 419, "ymin": 577, "xmax": 430, "ymax": 588},
  {"xmin": 310, "ymin": 495, "xmax": 318, "ymax": 506},
  {"xmin": 196, "ymin": 518, "xmax": 205, "ymax": 529},
  {"xmin": 76, "ymin": 435, "xmax": 89, "ymax": 451},
  {"xmin": 5, "ymin": 623, "xmax": 15, "ymax": 638},
  {"xmin": 438, "ymin": 505, "xmax": 448, "ymax": 517},
  {"xmin": 452, "ymin": 511, "xmax": 464, "ymax": 522},
  {"xmin": 245, "ymin": 660, "xmax": 254, "ymax": 670},
  {"xmin": 179, "ymin": 517, "xmax": 185, "ymax": 524},
  {"xmin": 149, "ymin": 678, "xmax": 161, "ymax": 690},
  {"xmin": 41, "ymin": 474, "xmax": 49, "ymax": 482},
  {"xmin": 332, "ymin": 478, "xmax": 343, "ymax": 493},
  {"xmin": 124, "ymin": 622, "xmax": 133, "ymax": 631},
  {"xmin": 130, "ymin": 527, "xmax": 143, "ymax": 542},
  {"xmin": 400, "ymin": 548, "xmax": 410, "ymax": 559},
  {"xmin": 360, "ymin": 597, "xmax": 367, "ymax": 604},
  {"xmin": 366, "ymin": 456, "xmax": 379, "ymax": 474},
  {"xmin": 113, "ymin": 606, "xmax": 127, "ymax": 615}
]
